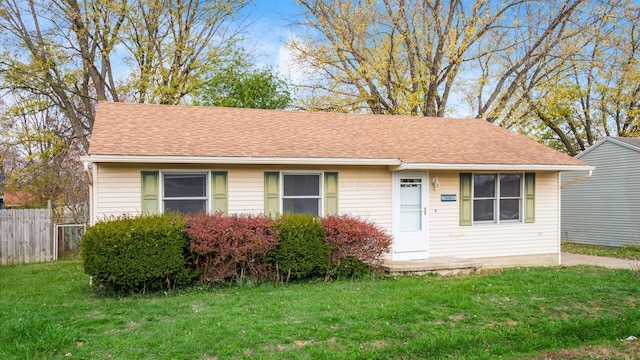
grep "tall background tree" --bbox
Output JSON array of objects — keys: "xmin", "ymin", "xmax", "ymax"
[
  {"xmin": 290, "ymin": 0, "xmax": 585, "ymax": 117},
  {"xmin": 507, "ymin": 0, "xmax": 640, "ymax": 154},
  {"xmin": 0, "ymin": 96, "xmax": 88, "ymax": 221},
  {"xmin": 194, "ymin": 52, "xmax": 292, "ymax": 109},
  {"xmin": 289, "ymin": 0, "xmax": 639, "ymax": 154},
  {"xmin": 0, "ymin": 0, "xmax": 250, "ymax": 151},
  {"xmin": 0, "ymin": 0, "xmax": 252, "ymax": 216}
]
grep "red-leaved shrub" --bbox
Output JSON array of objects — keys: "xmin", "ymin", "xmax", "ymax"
[
  {"xmin": 321, "ymin": 215, "xmax": 392, "ymax": 268},
  {"xmin": 186, "ymin": 212, "xmax": 279, "ymax": 283}
]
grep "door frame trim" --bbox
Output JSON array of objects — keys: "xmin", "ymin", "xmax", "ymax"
[{"xmin": 392, "ymin": 171, "xmax": 429, "ymax": 260}]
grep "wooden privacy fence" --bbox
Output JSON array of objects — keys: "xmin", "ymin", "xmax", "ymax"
[{"xmin": 0, "ymin": 209, "xmax": 53, "ymax": 265}]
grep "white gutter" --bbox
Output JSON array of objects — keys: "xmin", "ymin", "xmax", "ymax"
[
  {"xmin": 560, "ymin": 169, "xmax": 593, "ymax": 189},
  {"xmin": 389, "ymin": 163, "xmax": 595, "ymax": 172},
  {"xmin": 80, "ymin": 155, "xmax": 594, "ymax": 173},
  {"xmin": 390, "ymin": 161, "xmax": 408, "ymax": 171},
  {"xmin": 80, "ymin": 155, "xmax": 402, "ymax": 166}
]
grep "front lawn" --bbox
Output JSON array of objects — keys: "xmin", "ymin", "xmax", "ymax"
[{"xmin": 1, "ymin": 261, "xmax": 639, "ymax": 359}]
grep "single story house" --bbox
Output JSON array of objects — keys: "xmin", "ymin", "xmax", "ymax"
[
  {"xmin": 82, "ymin": 102, "xmax": 591, "ymax": 266},
  {"xmin": 562, "ymin": 137, "xmax": 640, "ymax": 247},
  {"xmin": 1, "ymin": 191, "xmax": 37, "ymax": 209}
]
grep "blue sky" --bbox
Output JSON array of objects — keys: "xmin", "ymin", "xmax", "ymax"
[
  {"xmin": 240, "ymin": 1, "xmax": 304, "ymax": 69},
  {"xmin": 107, "ymin": 1, "xmax": 306, "ymax": 91}
]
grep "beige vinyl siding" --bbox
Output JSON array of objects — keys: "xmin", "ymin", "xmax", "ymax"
[
  {"xmin": 95, "ymin": 164, "xmax": 143, "ymax": 220},
  {"xmin": 227, "ymin": 168, "xmax": 264, "ymax": 214},
  {"xmin": 94, "ymin": 164, "xmax": 222, "ymax": 221},
  {"xmin": 225, "ymin": 166, "xmax": 391, "ymax": 229},
  {"xmin": 92, "ymin": 164, "xmax": 393, "ymax": 234},
  {"xmin": 338, "ymin": 167, "xmax": 393, "ymax": 234},
  {"xmin": 428, "ymin": 171, "xmax": 559, "ymax": 259},
  {"xmin": 562, "ymin": 140, "xmax": 640, "ymax": 247},
  {"xmin": 93, "ymin": 164, "xmax": 560, "ymax": 262}
]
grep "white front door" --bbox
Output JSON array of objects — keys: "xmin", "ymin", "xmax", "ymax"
[{"xmin": 393, "ymin": 172, "xmax": 428, "ymax": 260}]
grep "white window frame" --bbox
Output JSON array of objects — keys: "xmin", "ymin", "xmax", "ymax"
[
  {"xmin": 160, "ymin": 170, "xmax": 210, "ymax": 213},
  {"xmin": 280, "ymin": 171, "xmax": 324, "ymax": 216},
  {"xmin": 472, "ymin": 173, "xmax": 523, "ymax": 224}
]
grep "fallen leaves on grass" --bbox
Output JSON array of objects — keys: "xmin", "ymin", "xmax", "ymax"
[{"xmin": 530, "ymin": 340, "xmax": 640, "ymax": 359}]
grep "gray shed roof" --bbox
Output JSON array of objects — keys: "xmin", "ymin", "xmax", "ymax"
[
  {"xmin": 610, "ymin": 137, "xmax": 640, "ymax": 150},
  {"xmin": 577, "ymin": 137, "xmax": 640, "ymax": 159}
]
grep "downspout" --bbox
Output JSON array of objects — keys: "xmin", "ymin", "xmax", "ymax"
[
  {"xmin": 83, "ymin": 161, "xmax": 93, "ymax": 186},
  {"xmin": 560, "ymin": 170, "xmax": 593, "ymax": 189},
  {"xmin": 557, "ymin": 172, "xmax": 562, "ymax": 265},
  {"xmin": 83, "ymin": 161, "xmax": 94, "ymax": 225}
]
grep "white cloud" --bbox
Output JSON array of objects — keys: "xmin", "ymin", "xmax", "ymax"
[{"xmin": 276, "ymin": 35, "xmax": 305, "ymax": 84}]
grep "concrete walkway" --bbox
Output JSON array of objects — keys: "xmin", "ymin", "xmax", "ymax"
[{"xmin": 561, "ymin": 252, "xmax": 639, "ymax": 270}]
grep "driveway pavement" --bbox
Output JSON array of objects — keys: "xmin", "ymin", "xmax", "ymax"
[{"xmin": 561, "ymin": 252, "xmax": 638, "ymax": 270}]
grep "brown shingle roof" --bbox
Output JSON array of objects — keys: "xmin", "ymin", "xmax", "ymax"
[{"xmin": 88, "ymin": 102, "xmax": 586, "ymax": 166}]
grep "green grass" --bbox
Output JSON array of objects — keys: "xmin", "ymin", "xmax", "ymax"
[
  {"xmin": 1, "ymin": 261, "xmax": 639, "ymax": 359},
  {"xmin": 563, "ymin": 242, "xmax": 640, "ymax": 260}
]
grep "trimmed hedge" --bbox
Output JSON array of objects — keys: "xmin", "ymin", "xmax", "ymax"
[
  {"xmin": 332, "ymin": 255, "xmax": 371, "ymax": 279},
  {"xmin": 268, "ymin": 213, "xmax": 331, "ymax": 280},
  {"xmin": 82, "ymin": 214, "xmax": 196, "ymax": 293},
  {"xmin": 186, "ymin": 212, "xmax": 279, "ymax": 284},
  {"xmin": 322, "ymin": 214, "xmax": 392, "ymax": 278},
  {"xmin": 82, "ymin": 212, "xmax": 393, "ymax": 291}
]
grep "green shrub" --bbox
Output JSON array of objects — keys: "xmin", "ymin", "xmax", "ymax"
[
  {"xmin": 268, "ymin": 213, "xmax": 331, "ymax": 281},
  {"xmin": 332, "ymin": 255, "xmax": 372, "ymax": 279},
  {"xmin": 82, "ymin": 214, "xmax": 196, "ymax": 293}
]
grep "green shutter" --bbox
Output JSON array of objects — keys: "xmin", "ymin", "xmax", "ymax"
[
  {"xmin": 264, "ymin": 172, "xmax": 280, "ymax": 217},
  {"xmin": 460, "ymin": 173, "xmax": 472, "ymax": 226},
  {"xmin": 141, "ymin": 171, "xmax": 159, "ymax": 215},
  {"xmin": 324, "ymin": 172, "xmax": 339, "ymax": 215},
  {"xmin": 524, "ymin": 172, "xmax": 535, "ymax": 223},
  {"xmin": 211, "ymin": 171, "xmax": 228, "ymax": 214}
]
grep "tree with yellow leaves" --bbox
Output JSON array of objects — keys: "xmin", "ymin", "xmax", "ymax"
[
  {"xmin": 291, "ymin": 0, "xmax": 585, "ymax": 118},
  {"xmin": 0, "ymin": 0, "xmax": 250, "ymax": 151}
]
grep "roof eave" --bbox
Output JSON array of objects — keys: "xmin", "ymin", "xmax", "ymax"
[
  {"xmin": 80, "ymin": 155, "xmax": 593, "ymax": 171},
  {"xmin": 393, "ymin": 163, "xmax": 594, "ymax": 172},
  {"xmin": 80, "ymin": 155, "xmax": 402, "ymax": 166}
]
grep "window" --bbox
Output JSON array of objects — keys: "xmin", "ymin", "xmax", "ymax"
[
  {"xmin": 282, "ymin": 173, "xmax": 321, "ymax": 216},
  {"xmin": 399, "ymin": 178, "xmax": 423, "ymax": 231},
  {"xmin": 473, "ymin": 173, "xmax": 522, "ymax": 223},
  {"xmin": 162, "ymin": 172, "xmax": 208, "ymax": 214}
]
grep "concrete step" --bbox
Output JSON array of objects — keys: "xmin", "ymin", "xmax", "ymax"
[{"xmin": 381, "ymin": 256, "xmax": 482, "ymax": 276}]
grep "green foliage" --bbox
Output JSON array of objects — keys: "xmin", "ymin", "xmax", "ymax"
[
  {"xmin": 331, "ymin": 255, "xmax": 371, "ymax": 279},
  {"xmin": 268, "ymin": 213, "xmax": 331, "ymax": 280},
  {"xmin": 82, "ymin": 214, "xmax": 196, "ymax": 293},
  {"xmin": 0, "ymin": 97, "xmax": 88, "ymax": 221},
  {"xmin": 0, "ymin": 0, "xmax": 251, "ymax": 150},
  {"xmin": 194, "ymin": 52, "xmax": 292, "ymax": 109}
]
